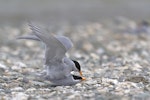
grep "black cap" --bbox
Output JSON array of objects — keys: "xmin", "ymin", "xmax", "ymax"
[{"xmin": 72, "ymin": 60, "xmax": 81, "ymax": 71}]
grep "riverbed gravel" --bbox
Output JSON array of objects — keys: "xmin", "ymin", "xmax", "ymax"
[{"xmin": 0, "ymin": 19, "xmax": 150, "ymax": 100}]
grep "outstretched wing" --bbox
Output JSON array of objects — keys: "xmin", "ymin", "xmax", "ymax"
[
  {"xmin": 17, "ymin": 22, "xmax": 73, "ymax": 64},
  {"xmin": 28, "ymin": 22, "xmax": 68, "ymax": 64},
  {"xmin": 17, "ymin": 35, "xmax": 73, "ymax": 51}
]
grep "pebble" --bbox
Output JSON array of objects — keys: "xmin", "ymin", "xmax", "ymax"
[
  {"xmin": 25, "ymin": 88, "xmax": 36, "ymax": 94},
  {"xmin": 12, "ymin": 92, "xmax": 29, "ymax": 100},
  {"xmin": 0, "ymin": 63, "xmax": 8, "ymax": 74},
  {"xmin": 11, "ymin": 87, "xmax": 24, "ymax": 92}
]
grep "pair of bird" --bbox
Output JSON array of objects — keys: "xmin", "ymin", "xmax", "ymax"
[{"xmin": 17, "ymin": 22, "xmax": 86, "ymax": 86}]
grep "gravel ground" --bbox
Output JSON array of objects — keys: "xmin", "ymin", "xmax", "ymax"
[{"xmin": 0, "ymin": 18, "xmax": 150, "ymax": 100}]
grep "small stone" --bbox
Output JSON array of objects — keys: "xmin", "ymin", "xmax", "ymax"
[
  {"xmin": 0, "ymin": 63, "xmax": 8, "ymax": 73},
  {"xmin": 67, "ymin": 93, "xmax": 82, "ymax": 100},
  {"xmin": 15, "ymin": 62, "xmax": 27, "ymax": 68},
  {"xmin": 32, "ymin": 81, "xmax": 46, "ymax": 86},
  {"xmin": 145, "ymin": 84, "xmax": 150, "ymax": 91},
  {"xmin": 25, "ymin": 88, "xmax": 36, "ymax": 93},
  {"xmin": 96, "ymin": 48, "xmax": 105, "ymax": 54},
  {"xmin": 0, "ymin": 89, "xmax": 4, "ymax": 92},
  {"xmin": 12, "ymin": 92, "xmax": 29, "ymax": 100},
  {"xmin": 85, "ymin": 79, "xmax": 97, "ymax": 85},
  {"xmin": 11, "ymin": 62, "xmax": 27, "ymax": 71},
  {"xmin": 25, "ymin": 41, "xmax": 36, "ymax": 47},
  {"xmin": 11, "ymin": 87, "xmax": 24, "ymax": 92},
  {"xmin": 22, "ymin": 77, "xmax": 29, "ymax": 83},
  {"xmin": 90, "ymin": 53, "xmax": 100, "ymax": 60},
  {"xmin": 82, "ymin": 42, "xmax": 94, "ymax": 52},
  {"xmin": 125, "ymin": 76, "xmax": 148, "ymax": 83},
  {"xmin": 74, "ymin": 53, "xmax": 82, "ymax": 58}
]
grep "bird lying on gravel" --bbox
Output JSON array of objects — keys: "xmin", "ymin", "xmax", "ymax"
[{"xmin": 17, "ymin": 22, "xmax": 85, "ymax": 86}]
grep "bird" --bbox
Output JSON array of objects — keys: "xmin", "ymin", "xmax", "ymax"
[{"xmin": 17, "ymin": 22, "xmax": 85, "ymax": 85}]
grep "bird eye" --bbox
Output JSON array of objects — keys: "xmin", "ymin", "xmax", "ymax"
[{"xmin": 72, "ymin": 60, "xmax": 81, "ymax": 71}]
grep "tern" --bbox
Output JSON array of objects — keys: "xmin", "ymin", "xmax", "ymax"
[{"xmin": 17, "ymin": 22, "xmax": 85, "ymax": 85}]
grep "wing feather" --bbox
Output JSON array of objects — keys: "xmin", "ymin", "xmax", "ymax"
[
  {"xmin": 28, "ymin": 22, "xmax": 67, "ymax": 64},
  {"xmin": 17, "ymin": 34, "xmax": 40, "ymax": 41},
  {"xmin": 18, "ymin": 22, "xmax": 73, "ymax": 65}
]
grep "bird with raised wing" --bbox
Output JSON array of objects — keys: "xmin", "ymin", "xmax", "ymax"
[{"xmin": 17, "ymin": 22, "xmax": 85, "ymax": 85}]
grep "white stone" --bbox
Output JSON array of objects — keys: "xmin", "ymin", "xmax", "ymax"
[{"xmin": 12, "ymin": 92, "xmax": 29, "ymax": 100}]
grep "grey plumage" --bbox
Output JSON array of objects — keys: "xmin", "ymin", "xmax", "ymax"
[{"xmin": 17, "ymin": 22, "xmax": 84, "ymax": 85}]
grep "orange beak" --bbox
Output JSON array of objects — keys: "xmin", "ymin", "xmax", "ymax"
[
  {"xmin": 79, "ymin": 71, "xmax": 83, "ymax": 76},
  {"xmin": 82, "ymin": 77, "xmax": 86, "ymax": 81}
]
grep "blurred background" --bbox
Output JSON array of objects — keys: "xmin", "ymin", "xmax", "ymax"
[
  {"xmin": 0, "ymin": 0, "xmax": 150, "ymax": 26},
  {"xmin": 1, "ymin": 0, "xmax": 150, "ymax": 60}
]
